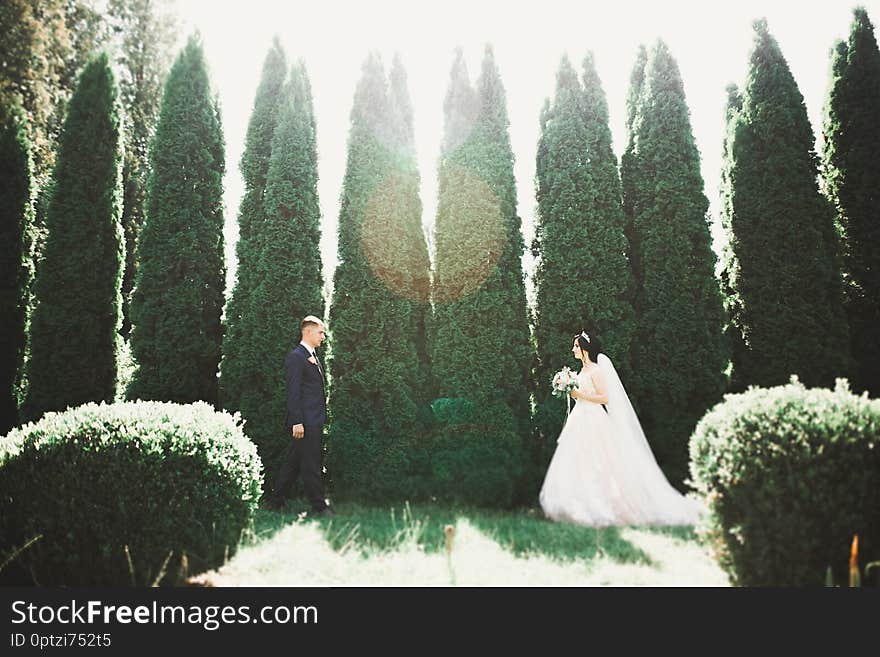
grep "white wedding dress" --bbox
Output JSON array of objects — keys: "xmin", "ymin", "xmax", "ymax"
[{"xmin": 539, "ymin": 356, "xmax": 704, "ymax": 527}]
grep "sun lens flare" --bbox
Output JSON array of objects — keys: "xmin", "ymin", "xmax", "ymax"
[{"xmin": 432, "ymin": 162, "xmax": 504, "ymax": 304}]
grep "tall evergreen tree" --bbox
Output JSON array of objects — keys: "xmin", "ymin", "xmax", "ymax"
[
  {"xmin": 440, "ymin": 48, "xmax": 479, "ymax": 155},
  {"xmin": 0, "ymin": 2, "xmax": 174, "ymax": 346},
  {"xmin": 822, "ymin": 7, "xmax": 880, "ymax": 397},
  {"xmin": 621, "ymin": 41, "xmax": 728, "ymax": 486},
  {"xmin": 0, "ymin": 0, "xmax": 104, "ymax": 186},
  {"xmin": 325, "ymin": 52, "xmax": 432, "ymax": 502},
  {"xmin": 621, "ymin": 45, "xmax": 647, "ymax": 291},
  {"xmin": 430, "ymin": 46, "xmax": 533, "ymax": 507},
  {"xmin": 220, "ymin": 39, "xmax": 288, "ymax": 417},
  {"xmin": 61, "ymin": 1, "xmax": 109, "ymax": 87},
  {"xmin": 722, "ymin": 19, "xmax": 851, "ymax": 392},
  {"xmin": 128, "ymin": 34, "xmax": 225, "ymax": 405},
  {"xmin": 227, "ymin": 62, "xmax": 325, "ymax": 481},
  {"xmin": 532, "ymin": 53, "xmax": 636, "ymax": 478},
  {"xmin": 388, "ymin": 53, "xmax": 433, "ymax": 405},
  {"xmin": 106, "ymin": 0, "xmax": 179, "ymax": 338},
  {"xmin": 1, "ymin": 2, "xmax": 110, "ymax": 331},
  {"xmin": 0, "ymin": 103, "xmax": 35, "ymax": 434},
  {"xmin": 22, "ymin": 52, "xmax": 124, "ymax": 422}
]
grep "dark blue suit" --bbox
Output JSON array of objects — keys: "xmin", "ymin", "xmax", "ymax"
[
  {"xmin": 284, "ymin": 344, "xmax": 327, "ymax": 430},
  {"xmin": 272, "ymin": 343, "xmax": 328, "ymax": 511}
]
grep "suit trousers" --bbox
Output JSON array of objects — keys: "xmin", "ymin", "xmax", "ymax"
[{"xmin": 272, "ymin": 424, "xmax": 327, "ymax": 511}]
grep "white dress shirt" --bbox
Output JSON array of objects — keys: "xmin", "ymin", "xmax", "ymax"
[{"xmin": 299, "ymin": 340, "xmax": 324, "ymax": 379}]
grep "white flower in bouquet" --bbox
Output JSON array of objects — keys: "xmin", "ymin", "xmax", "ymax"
[{"xmin": 551, "ymin": 366, "xmax": 579, "ymax": 399}]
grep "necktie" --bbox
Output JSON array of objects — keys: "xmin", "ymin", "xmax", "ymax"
[{"xmin": 312, "ymin": 350, "xmax": 324, "ymax": 379}]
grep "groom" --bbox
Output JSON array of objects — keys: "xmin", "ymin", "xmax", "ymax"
[{"xmin": 267, "ymin": 315, "xmax": 333, "ymax": 516}]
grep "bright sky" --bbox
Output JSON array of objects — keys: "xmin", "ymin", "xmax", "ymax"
[{"xmin": 173, "ymin": 0, "xmax": 879, "ymax": 300}]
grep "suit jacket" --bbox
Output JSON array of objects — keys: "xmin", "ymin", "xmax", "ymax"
[{"xmin": 284, "ymin": 344, "xmax": 327, "ymax": 431}]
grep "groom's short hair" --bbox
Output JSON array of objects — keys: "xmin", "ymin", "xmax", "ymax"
[{"xmin": 301, "ymin": 315, "xmax": 323, "ymax": 333}]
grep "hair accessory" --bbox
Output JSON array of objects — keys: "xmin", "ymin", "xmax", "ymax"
[{"xmin": 581, "ymin": 331, "xmax": 591, "ymax": 343}]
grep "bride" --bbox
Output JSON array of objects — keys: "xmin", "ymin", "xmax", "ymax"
[{"xmin": 539, "ymin": 331, "xmax": 703, "ymax": 527}]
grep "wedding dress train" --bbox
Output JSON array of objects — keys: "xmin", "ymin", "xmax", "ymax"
[{"xmin": 539, "ymin": 359, "xmax": 703, "ymax": 527}]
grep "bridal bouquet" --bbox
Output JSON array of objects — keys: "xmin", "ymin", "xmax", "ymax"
[{"xmin": 551, "ymin": 367, "xmax": 579, "ymax": 399}]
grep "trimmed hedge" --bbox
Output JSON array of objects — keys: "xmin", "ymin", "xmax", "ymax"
[
  {"xmin": 0, "ymin": 401, "xmax": 262, "ymax": 586},
  {"xmin": 689, "ymin": 377, "xmax": 880, "ymax": 586},
  {"xmin": 427, "ymin": 397, "xmax": 522, "ymax": 508}
]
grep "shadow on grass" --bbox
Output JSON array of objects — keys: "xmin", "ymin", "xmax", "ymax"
[
  {"xmin": 637, "ymin": 525, "xmax": 698, "ymax": 542},
  {"xmin": 466, "ymin": 507, "xmax": 654, "ymax": 566},
  {"xmin": 249, "ymin": 501, "xmax": 662, "ymax": 567}
]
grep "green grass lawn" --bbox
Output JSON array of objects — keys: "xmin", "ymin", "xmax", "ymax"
[{"xmin": 190, "ymin": 501, "xmax": 730, "ymax": 586}]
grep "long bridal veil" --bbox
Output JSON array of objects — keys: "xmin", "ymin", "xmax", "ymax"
[
  {"xmin": 596, "ymin": 353, "xmax": 704, "ymax": 525},
  {"xmin": 597, "ymin": 354, "xmax": 658, "ymax": 464}
]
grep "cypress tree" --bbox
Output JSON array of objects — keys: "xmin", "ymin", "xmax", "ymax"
[
  {"xmin": 822, "ymin": 7, "xmax": 880, "ymax": 396},
  {"xmin": 0, "ymin": 0, "xmax": 96, "ymax": 187},
  {"xmin": 106, "ymin": 0, "xmax": 179, "ymax": 339},
  {"xmin": 220, "ymin": 39, "xmax": 287, "ymax": 416},
  {"xmin": 325, "ymin": 53, "xmax": 431, "ymax": 502},
  {"xmin": 128, "ymin": 34, "xmax": 225, "ymax": 405},
  {"xmin": 621, "ymin": 45, "xmax": 647, "ymax": 296},
  {"xmin": 0, "ymin": 103, "xmax": 35, "ymax": 434},
  {"xmin": 23, "ymin": 52, "xmax": 124, "ymax": 422},
  {"xmin": 440, "ymin": 48, "xmax": 479, "ymax": 154},
  {"xmin": 621, "ymin": 41, "xmax": 728, "ymax": 486},
  {"xmin": 722, "ymin": 19, "xmax": 851, "ymax": 392},
  {"xmin": 430, "ymin": 46, "xmax": 533, "ymax": 507},
  {"xmin": 532, "ymin": 53, "xmax": 635, "ymax": 478},
  {"xmin": 230, "ymin": 61, "xmax": 325, "ymax": 481},
  {"xmin": 1, "ymin": 3, "xmax": 108, "ymax": 358},
  {"xmin": 388, "ymin": 53, "xmax": 433, "ymax": 406}
]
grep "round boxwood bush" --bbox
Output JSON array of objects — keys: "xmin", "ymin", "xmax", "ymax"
[
  {"xmin": 689, "ymin": 377, "xmax": 880, "ymax": 586},
  {"xmin": 0, "ymin": 401, "xmax": 262, "ymax": 585}
]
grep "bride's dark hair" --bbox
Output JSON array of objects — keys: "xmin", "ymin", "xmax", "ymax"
[{"xmin": 574, "ymin": 331, "xmax": 603, "ymax": 363}]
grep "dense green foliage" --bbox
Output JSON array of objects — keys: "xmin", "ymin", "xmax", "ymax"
[
  {"xmin": 0, "ymin": 0, "xmax": 104, "ymax": 185},
  {"xmin": 822, "ymin": 7, "xmax": 880, "ymax": 398},
  {"xmin": 721, "ymin": 19, "xmax": 852, "ymax": 392},
  {"xmin": 429, "ymin": 47, "xmax": 533, "ymax": 506},
  {"xmin": 532, "ymin": 54, "xmax": 636, "ymax": 479},
  {"xmin": 325, "ymin": 52, "xmax": 432, "ymax": 502},
  {"xmin": 689, "ymin": 378, "xmax": 880, "ymax": 586},
  {"xmin": 222, "ymin": 60, "xmax": 326, "ymax": 480},
  {"xmin": 221, "ymin": 39, "xmax": 288, "ymax": 425},
  {"xmin": 22, "ymin": 53, "xmax": 124, "ymax": 423},
  {"xmin": 0, "ymin": 103, "xmax": 35, "ymax": 434},
  {"xmin": 0, "ymin": 401, "xmax": 262, "ymax": 585},
  {"xmin": 128, "ymin": 34, "xmax": 225, "ymax": 405},
  {"xmin": 621, "ymin": 41, "xmax": 729, "ymax": 486},
  {"xmin": 106, "ymin": 0, "xmax": 179, "ymax": 338}
]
